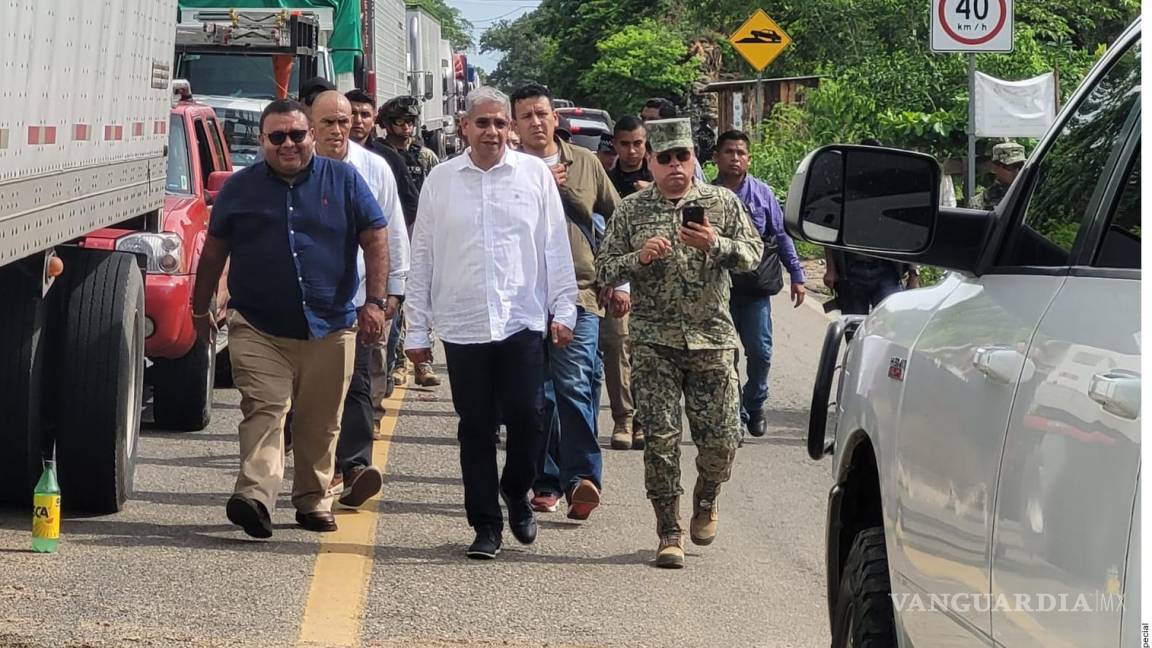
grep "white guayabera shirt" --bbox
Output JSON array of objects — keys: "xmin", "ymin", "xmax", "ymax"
[{"xmin": 405, "ymin": 147, "xmax": 578, "ymax": 348}]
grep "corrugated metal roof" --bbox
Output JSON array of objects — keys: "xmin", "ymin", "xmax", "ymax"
[{"xmin": 701, "ymin": 75, "xmax": 824, "ymax": 91}]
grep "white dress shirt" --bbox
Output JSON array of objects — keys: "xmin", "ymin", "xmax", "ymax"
[
  {"xmin": 405, "ymin": 147, "xmax": 578, "ymax": 348},
  {"xmin": 341, "ymin": 141, "xmax": 411, "ymax": 306}
]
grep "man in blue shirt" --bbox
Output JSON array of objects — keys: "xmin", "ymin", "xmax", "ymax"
[
  {"xmin": 712, "ymin": 130, "xmax": 806, "ymax": 438},
  {"xmin": 191, "ymin": 98, "xmax": 390, "ymax": 538}
]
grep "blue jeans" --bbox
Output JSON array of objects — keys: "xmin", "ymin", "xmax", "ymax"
[
  {"xmin": 837, "ymin": 264, "xmax": 902, "ymax": 315},
  {"xmin": 535, "ymin": 310, "xmax": 603, "ymax": 495},
  {"xmin": 729, "ymin": 295, "xmax": 773, "ymax": 424}
]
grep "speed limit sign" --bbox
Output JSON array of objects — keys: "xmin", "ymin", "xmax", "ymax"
[{"xmin": 931, "ymin": 0, "xmax": 1014, "ymax": 52}]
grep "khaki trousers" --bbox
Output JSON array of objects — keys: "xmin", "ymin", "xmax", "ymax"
[
  {"xmin": 228, "ymin": 310, "xmax": 356, "ymax": 514},
  {"xmin": 599, "ymin": 311, "xmax": 634, "ymax": 424}
]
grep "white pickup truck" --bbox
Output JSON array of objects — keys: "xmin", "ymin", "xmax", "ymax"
[{"xmin": 786, "ymin": 19, "xmax": 1141, "ymax": 648}]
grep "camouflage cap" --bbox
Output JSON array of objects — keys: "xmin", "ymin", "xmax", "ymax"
[
  {"xmin": 992, "ymin": 142, "xmax": 1026, "ymax": 166},
  {"xmin": 646, "ymin": 118, "xmax": 694, "ymax": 154}
]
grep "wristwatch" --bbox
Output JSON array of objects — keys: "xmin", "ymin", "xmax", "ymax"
[{"xmin": 365, "ymin": 296, "xmax": 387, "ymax": 310}]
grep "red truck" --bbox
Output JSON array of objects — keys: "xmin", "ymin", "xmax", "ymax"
[{"xmin": 77, "ymin": 85, "xmax": 233, "ymax": 433}]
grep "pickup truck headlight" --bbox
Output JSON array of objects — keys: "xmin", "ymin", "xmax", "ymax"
[{"xmin": 116, "ymin": 233, "xmax": 185, "ymax": 274}]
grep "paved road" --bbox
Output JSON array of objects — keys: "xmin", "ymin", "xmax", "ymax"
[{"xmin": 0, "ymin": 291, "xmax": 834, "ymax": 648}]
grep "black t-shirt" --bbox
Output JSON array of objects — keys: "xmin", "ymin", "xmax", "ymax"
[{"xmin": 607, "ymin": 161, "xmax": 653, "ymax": 198}]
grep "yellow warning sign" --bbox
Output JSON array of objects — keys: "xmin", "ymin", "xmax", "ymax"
[{"xmin": 728, "ymin": 9, "xmax": 792, "ymax": 72}]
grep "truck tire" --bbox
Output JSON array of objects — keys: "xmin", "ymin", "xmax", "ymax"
[
  {"xmin": 831, "ymin": 527, "xmax": 897, "ymax": 648},
  {"xmin": 151, "ymin": 336, "xmax": 214, "ymax": 431},
  {"xmin": 0, "ymin": 260, "xmax": 49, "ymax": 506},
  {"xmin": 52, "ymin": 250, "xmax": 145, "ymax": 514}
]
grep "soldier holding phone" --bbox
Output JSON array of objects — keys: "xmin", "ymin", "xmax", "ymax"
[{"xmin": 595, "ymin": 118, "xmax": 762, "ymax": 569}]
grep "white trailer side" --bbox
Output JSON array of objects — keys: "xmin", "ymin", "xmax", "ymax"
[
  {"xmin": 371, "ymin": 0, "xmax": 409, "ymax": 105},
  {"xmin": 0, "ymin": 0, "xmax": 173, "ymax": 266},
  {"xmin": 406, "ymin": 6, "xmax": 446, "ymax": 141}
]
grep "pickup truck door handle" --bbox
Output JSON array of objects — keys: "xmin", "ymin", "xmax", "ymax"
[
  {"xmin": 973, "ymin": 346, "xmax": 1026, "ymax": 384},
  {"xmin": 1088, "ymin": 371, "xmax": 1141, "ymax": 419}
]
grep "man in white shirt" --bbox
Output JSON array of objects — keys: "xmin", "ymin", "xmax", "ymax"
[
  {"xmin": 311, "ymin": 91, "xmax": 410, "ymax": 509},
  {"xmin": 405, "ymin": 86, "xmax": 578, "ymax": 559}
]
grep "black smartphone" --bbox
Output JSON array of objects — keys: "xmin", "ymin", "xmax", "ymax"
[{"xmin": 682, "ymin": 205, "xmax": 705, "ymax": 227}]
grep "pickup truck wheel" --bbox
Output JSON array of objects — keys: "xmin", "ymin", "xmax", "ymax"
[
  {"xmin": 53, "ymin": 250, "xmax": 144, "ymax": 514},
  {"xmin": 151, "ymin": 336, "xmax": 214, "ymax": 431},
  {"xmin": 831, "ymin": 527, "xmax": 897, "ymax": 648}
]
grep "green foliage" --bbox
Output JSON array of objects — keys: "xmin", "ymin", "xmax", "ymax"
[{"xmin": 579, "ymin": 21, "xmax": 701, "ymax": 117}]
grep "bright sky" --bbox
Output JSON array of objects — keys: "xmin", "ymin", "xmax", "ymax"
[{"xmin": 445, "ymin": 0, "xmax": 542, "ymax": 73}]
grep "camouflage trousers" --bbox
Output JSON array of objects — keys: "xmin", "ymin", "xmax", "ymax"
[{"xmin": 633, "ymin": 343, "xmax": 741, "ymax": 501}]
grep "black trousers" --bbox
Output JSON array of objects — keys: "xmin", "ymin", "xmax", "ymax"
[
  {"xmin": 442, "ymin": 328, "xmax": 546, "ymax": 531},
  {"xmin": 336, "ymin": 340, "xmax": 374, "ymax": 476}
]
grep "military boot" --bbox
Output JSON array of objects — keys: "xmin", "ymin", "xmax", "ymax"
[
  {"xmin": 690, "ymin": 478, "xmax": 721, "ymax": 546},
  {"xmin": 656, "ymin": 534, "xmax": 684, "ymax": 569},
  {"xmin": 610, "ymin": 420, "xmax": 632, "ymax": 450},
  {"xmin": 632, "ymin": 421, "xmax": 645, "ymax": 450},
  {"xmin": 652, "ymin": 497, "xmax": 684, "ymax": 569}
]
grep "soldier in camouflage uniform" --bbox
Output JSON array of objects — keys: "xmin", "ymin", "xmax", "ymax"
[
  {"xmin": 980, "ymin": 141, "xmax": 1026, "ymax": 209},
  {"xmin": 595, "ymin": 118, "xmax": 762, "ymax": 569}
]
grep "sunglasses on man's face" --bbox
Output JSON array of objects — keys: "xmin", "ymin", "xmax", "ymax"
[
  {"xmin": 655, "ymin": 149, "xmax": 692, "ymax": 166},
  {"xmin": 266, "ymin": 129, "xmax": 308, "ymax": 146},
  {"xmin": 472, "ymin": 117, "xmax": 509, "ymax": 131}
]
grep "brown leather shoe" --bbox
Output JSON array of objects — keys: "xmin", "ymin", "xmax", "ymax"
[
  {"xmin": 295, "ymin": 510, "xmax": 338, "ymax": 532},
  {"xmin": 337, "ymin": 465, "xmax": 383, "ymax": 509}
]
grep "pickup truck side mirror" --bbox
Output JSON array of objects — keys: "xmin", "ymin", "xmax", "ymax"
[
  {"xmin": 784, "ymin": 145, "xmax": 997, "ymax": 275},
  {"xmin": 205, "ymin": 171, "xmax": 233, "ymax": 206}
]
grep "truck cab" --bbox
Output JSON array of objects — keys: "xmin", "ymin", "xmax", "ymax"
[
  {"xmin": 79, "ymin": 85, "xmax": 233, "ymax": 432},
  {"xmin": 787, "ymin": 20, "xmax": 1140, "ymax": 648}
]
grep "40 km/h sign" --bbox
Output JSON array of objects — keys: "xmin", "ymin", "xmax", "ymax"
[{"xmin": 931, "ymin": 0, "xmax": 1014, "ymax": 52}]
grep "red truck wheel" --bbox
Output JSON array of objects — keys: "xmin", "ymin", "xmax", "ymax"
[
  {"xmin": 52, "ymin": 249, "xmax": 145, "ymax": 514},
  {"xmin": 151, "ymin": 336, "xmax": 214, "ymax": 432}
]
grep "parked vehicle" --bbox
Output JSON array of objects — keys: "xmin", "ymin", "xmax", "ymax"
[
  {"xmin": 0, "ymin": 0, "xmax": 177, "ymax": 514},
  {"xmin": 407, "ymin": 5, "xmax": 450, "ymax": 156},
  {"xmin": 174, "ymin": 8, "xmax": 325, "ymax": 99},
  {"xmin": 556, "ymin": 107, "xmax": 613, "ymax": 131},
  {"xmin": 786, "ymin": 19, "xmax": 1141, "ymax": 648},
  {"xmin": 200, "ymin": 95, "xmax": 265, "ymax": 168}
]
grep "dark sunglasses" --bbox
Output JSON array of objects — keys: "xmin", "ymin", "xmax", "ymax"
[
  {"xmin": 655, "ymin": 149, "xmax": 692, "ymax": 165},
  {"xmin": 266, "ymin": 129, "xmax": 308, "ymax": 145},
  {"xmin": 389, "ymin": 118, "xmax": 415, "ymax": 127},
  {"xmin": 473, "ymin": 117, "xmax": 509, "ymax": 130}
]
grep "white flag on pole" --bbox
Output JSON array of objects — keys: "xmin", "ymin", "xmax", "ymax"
[{"xmin": 973, "ymin": 71, "xmax": 1057, "ymax": 138}]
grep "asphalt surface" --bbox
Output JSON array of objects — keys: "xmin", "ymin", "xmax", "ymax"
[{"xmin": 0, "ymin": 291, "xmax": 834, "ymax": 648}]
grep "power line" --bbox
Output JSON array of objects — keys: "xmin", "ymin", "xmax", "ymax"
[{"xmin": 469, "ymin": 5, "xmax": 539, "ymax": 25}]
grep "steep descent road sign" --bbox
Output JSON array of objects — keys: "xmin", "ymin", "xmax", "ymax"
[{"xmin": 729, "ymin": 9, "xmax": 792, "ymax": 72}]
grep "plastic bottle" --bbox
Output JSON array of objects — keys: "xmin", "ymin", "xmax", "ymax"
[{"xmin": 32, "ymin": 460, "xmax": 60, "ymax": 553}]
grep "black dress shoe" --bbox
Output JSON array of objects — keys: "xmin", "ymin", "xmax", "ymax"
[
  {"xmin": 747, "ymin": 409, "xmax": 768, "ymax": 437},
  {"xmin": 501, "ymin": 490, "xmax": 538, "ymax": 545},
  {"xmin": 295, "ymin": 510, "xmax": 338, "ymax": 532},
  {"xmin": 466, "ymin": 526, "xmax": 502, "ymax": 559},
  {"xmin": 226, "ymin": 495, "xmax": 273, "ymax": 539}
]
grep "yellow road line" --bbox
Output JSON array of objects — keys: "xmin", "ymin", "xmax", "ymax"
[{"xmin": 297, "ymin": 385, "xmax": 408, "ymax": 648}]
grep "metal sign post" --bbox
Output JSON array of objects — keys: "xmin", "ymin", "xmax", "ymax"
[
  {"xmin": 931, "ymin": 0, "xmax": 1015, "ymax": 206},
  {"xmin": 966, "ymin": 53, "xmax": 976, "ymax": 205}
]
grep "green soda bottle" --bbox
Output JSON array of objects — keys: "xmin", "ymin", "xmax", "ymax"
[{"xmin": 32, "ymin": 460, "xmax": 61, "ymax": 553}]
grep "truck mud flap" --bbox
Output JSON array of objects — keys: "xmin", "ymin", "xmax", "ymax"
[{"xmin": 807, "ymin": 316, "xmax": 862, "ymax": 460}]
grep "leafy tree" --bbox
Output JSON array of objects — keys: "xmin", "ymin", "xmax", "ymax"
[{"xmin": 579, "ymin": 21, "xmax": 701, "ymax": 117}]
